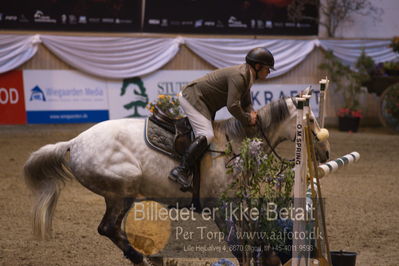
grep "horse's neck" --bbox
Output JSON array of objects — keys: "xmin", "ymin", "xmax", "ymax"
[{"xmin": 213, "ymin": 118, "xmax": 250, "ymax": 154}]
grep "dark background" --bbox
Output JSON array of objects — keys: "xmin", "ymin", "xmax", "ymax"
[
  {"xmin": 0, "ymin": 0, "xmax": 318, "ymax": 35},
  {"xmin": 0, "ymin": 0, "xmax": 142, "ymax": 31}
]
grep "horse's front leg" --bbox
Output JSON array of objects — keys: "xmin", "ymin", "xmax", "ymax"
[{"xmin": 97, "ymin": 197, "xmax": 144, "ymax": 264}]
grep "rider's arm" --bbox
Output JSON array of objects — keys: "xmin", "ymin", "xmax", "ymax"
[
  {"xmin": 242, "ymin": 89, "xmax": 254, "ymax": 113},
  {"xmin": 226, "ymin": 75, "xmax": 252, "ymax": 126}
]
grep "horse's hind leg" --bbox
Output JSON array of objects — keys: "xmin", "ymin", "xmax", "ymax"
[{"xmin": 98, "ymin": 197, "xmax": 143, "ymax": 264}]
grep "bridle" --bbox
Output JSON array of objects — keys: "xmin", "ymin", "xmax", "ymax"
[
  {"xmin": 209, "ymin": 97, "xmax": 321, "ymax": 168},
  {"xmin": 256, "ymin": 97, "xmax": 322, "ymax": 164},
  {"xmin": 255, "ymin": 116, "xmax": 293, "ymax": 163}
]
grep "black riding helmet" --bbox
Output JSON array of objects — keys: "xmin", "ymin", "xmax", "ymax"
[{"xmin": 245, "ymin": 47, "xmax": 275, "ymax": 71}]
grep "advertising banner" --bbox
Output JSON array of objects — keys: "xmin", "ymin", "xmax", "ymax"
[
  {"xmin": 107, "ymin": 70, "xmax": 319, "ymax": 120},
  {"xmin": 144, "ymin": 0, "xmax": 318, "ymax": 35},
  {"xmin": 23, "ymin": 70, "xmax": 109, "ymax": 124},
  {"xmin": 0, "ymin": 0, "xmax": 141, "ymax": 32},
  {"xmin": 107, "ymin": 71, "xmax": 209, "ymax": 119},
  {"xmin": 0, "ymin": 70, "xmax": 26, "ymax": 125}
]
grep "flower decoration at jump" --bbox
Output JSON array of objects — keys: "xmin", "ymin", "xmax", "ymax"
[
  {"xmin": 146, "ymin": 94, "xmax": 184, "ymax": 120},
  {"xmin": 337, "ymin": 108, "xmax": 363, "ymax": 119},
  {"xmin": 221, "ymin": 138, "xmax": 295, "ymax": 263}
]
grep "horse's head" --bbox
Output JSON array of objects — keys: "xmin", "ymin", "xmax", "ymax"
[{"xmin": 257, "ymin": 87, "xmax": 330, "ymax": 163}]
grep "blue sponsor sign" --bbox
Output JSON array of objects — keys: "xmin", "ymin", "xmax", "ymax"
[
  {"xmin": 27, "ymin": 110, "xmax": 109, "ymax": 124},
  {"xmin": 23, "ymin": 70, "xmax": 110, "ymax": 124}
]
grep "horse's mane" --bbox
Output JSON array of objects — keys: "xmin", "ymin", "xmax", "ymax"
[{"xmin": 213, "ymin": 98, "xmax": 290, "ymax": 139}]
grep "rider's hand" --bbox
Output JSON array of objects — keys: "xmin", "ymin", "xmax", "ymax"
[{"xmin": 249, "ymin": 111, "xmax": 257, "ymax": 126}]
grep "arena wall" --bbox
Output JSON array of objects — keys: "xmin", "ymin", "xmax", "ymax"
[{"xmin": 12, "ymin": 33, "xmax": 381, "ymax": 127}]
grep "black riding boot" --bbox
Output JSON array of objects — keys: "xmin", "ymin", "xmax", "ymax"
[{"xmin": 169, "ymin": 136, "xmax": 208, "ymax": 190}]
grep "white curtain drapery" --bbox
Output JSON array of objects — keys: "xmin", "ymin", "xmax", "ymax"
[
  {"xmin": 0, "ymin": 34, "xmax": 397, "ymax": 79},
  {"xmin": 318, "ymin": 39, "xmax": 395, "ymax": 65},
  {"xmin": 0, "ymin": 34, "xmax": 40, "ymax": 74},
  {"xmin": 185, "ymin": 38, "xmax": 317, "ymax": 78},
  {"xmin": 40, "ymin": 35, "xmax": 182, "ymax": 79}
]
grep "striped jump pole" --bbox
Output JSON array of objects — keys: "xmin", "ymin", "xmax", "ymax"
[{"xmin": 317, "ymin": 152, "xmax": 360, "ymax": 178}]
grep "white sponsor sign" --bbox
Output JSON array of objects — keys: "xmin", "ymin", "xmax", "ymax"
[
  {"xmin": 24, "ymin": 70, "xmax": 108, "ymax": 111},
  {"xmin": 107, "ymin": 70, "xmax": 320, "ymax": 120},
  {"xmin": 216, "ymin": 83, "xmax": 320, "ymax": 120},
  {"xmin": 107, "ymin": 70, "xmax": 209, "ymax": 119}
]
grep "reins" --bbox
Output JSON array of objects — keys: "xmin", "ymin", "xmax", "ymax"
[
  {"xmin": 255, "ymin": 115, "xmax": 294, "ymax": 163},
  {"xmin": 207, "ymin": 133, "xmax": 240, "ymax": 168},
  {"xmin": 207, "ymin": 114, "xmax": 294, "ymax": 169}
]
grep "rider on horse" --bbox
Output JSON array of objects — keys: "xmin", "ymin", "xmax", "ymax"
[{"xmin": 169, "ymin": 47, "xmax": 275, "ymax": 190}]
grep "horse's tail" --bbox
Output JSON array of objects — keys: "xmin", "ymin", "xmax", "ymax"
[{"xmin": 23, "ymin": 141, "xmax": 74, "ymax": 240}]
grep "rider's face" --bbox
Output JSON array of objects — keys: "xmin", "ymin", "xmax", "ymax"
[{"xmin": 256, "ymin": 64, "xmax": 270, "ymax": 80}]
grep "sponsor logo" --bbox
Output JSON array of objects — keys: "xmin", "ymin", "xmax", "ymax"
[
  {"xmin": 119, "ymin": 19, "xmax": 132, "ymax": 24},
  {"xmin": 285, "ymin": 22, "xmax": 295, "ymax": 27},
  {"xmin": 157, "ymin": 81, "xmax": 188, "ymax": 96},
  {"xmin": 89, "ymin": 17, "xmax": 100, "ymax": 23},
  {"xmin": 170, "ymin": 20, "xmax": 180, "ymax": 26},
  {"xmin": 182, "ymin": 21, "xmax": 193, "ymax": 26},
  {"xmin": 265, "ymin": 20, "xmax": 273, "ymax": 29},
  {"xmin": 228, "ymin": 16, "xmax": 247, "ymax": 28},
  {"xmin": 251, "ymin": 19, "xmax": 256, "ymax": 29},
  {"xmin": 34, "ymin": 10, "xmax": 56, "ymax": 23},
  {"xmin": 34, "ymin": 10, "xmax": 43, "ymax": 19},
  {"xmin": 102, "ymin": 18, "xmax": 114, "ymax": 23},
  {"xmin": 69, "ymin": 14, "xmax": 77, "ymax": 24},
  {"xmin": 194, "ymin": 19, "xmax": 203, "ymax": 28},
  {"xmin": 120, "ymin": 77, "xmax": 149, "ymax": 118},
  {"xmin": 148, "ymin": 19, "xmax": 160, "ymax": 25},
  {"xmin": 161, "ymin": 19, "xmax": 168, "ymax": 27},
  {"xmin": 204, "ymin": 21, "xmax": 215, "ymax": 27},
  {"xmin": 29, "ymin": 85, "xmax": 46, "ymax": 101},
  {"xmin": 0, "ymin": 87, "xmax": 19, "ymax": 104},
  {"xmin": 297, "ymin": 23, "xmax": 311, "ymax": 28},
  {"xmin": 5, "ymin": 15, "xmax": 18, "ymax": 21},
  {"xmin": 257, "ymin": 20, "xmax": 264, "ymax": 29},
  {"xmin": 19, "ymin": 14, "xmax": 29, "ymax": 23},
  {"xmin": 78, "ymin": 16, "xmax": 87, "ymax": 24},
  {"xmin": 61, "ymin": 14, "xmax": 67, "ymax": 24},
  {"xmin": 216, "ymin": 20, "xmax": 224, "ymax": 28}
]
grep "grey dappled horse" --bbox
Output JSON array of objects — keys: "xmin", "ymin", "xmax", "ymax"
[{"xmin": 24, "ymin": 89, "xmax": 330, "ymax": 265}]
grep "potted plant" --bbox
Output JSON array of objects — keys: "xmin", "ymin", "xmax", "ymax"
[
  {"xmin": 336, "ymin": 108, "xmax": 363, "ymax": 132},
  {"xmin": 319, "ymin": 50, "xmax": 371, "ymax": 132}
]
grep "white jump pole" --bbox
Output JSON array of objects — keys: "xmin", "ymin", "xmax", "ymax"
[
  {"xmin": 292, "ymin": 97, "xmax": 308, "ymax": 265},
  {"xmin": 317, "ymin": 152, "xmax": 360, "ymax": 178},
  {"xmin": 318, "ymin": 77, "xmax": 329, "ymax": 128}
]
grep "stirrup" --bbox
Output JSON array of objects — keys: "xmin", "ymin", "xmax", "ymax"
[{"xmin": 168, "ymin": 169, "xmax": 192, "ymax": 192}]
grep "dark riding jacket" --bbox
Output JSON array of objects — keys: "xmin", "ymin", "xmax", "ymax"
[{"xmin": 181, "ymin": 64, "xmax": 255, "ymax": 126}]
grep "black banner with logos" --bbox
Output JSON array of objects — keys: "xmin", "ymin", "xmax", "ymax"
[
  {"xmin": 143, "ymin": 0, "xmax": 318, "ymax": 35},
  {"xmin": 0, "ymin": 0, "xmax": 141, "ymax": 32}
]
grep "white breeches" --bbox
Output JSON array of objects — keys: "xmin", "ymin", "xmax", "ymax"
[{"xmin": 178, "ymin": 94, "xmax": 214, "ymax": 143}]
